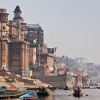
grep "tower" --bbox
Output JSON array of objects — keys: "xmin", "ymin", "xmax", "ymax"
[
  {"xmin": 13, "ymin": 5, "xmax": 24, "ymax": 41},
  {"xmin": 0, "ymin": 9, "xmax": 9, "ymax": 70}
]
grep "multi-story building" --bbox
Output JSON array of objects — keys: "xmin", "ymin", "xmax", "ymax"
[
  {"xmin": 0, "ymin": 5, "xmax": 56, "ymax": 75},
  {"xmin": 0, "ymin": 6, "xmax": 29, "ymax": 74},
  {"xmin": 26, "ymin": 24, "xmax": 56, "ymax": 72},
  {"xmin": 29, "ymin": 47, "xmax": 36, "ymax": 66}
]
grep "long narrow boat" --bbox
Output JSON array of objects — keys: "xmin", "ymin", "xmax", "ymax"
[
  {"xmin": 0, "ymin": 86, "xmax": 7, "ymax": 94},
  {"xmin": 0, "ymin": 92, "xmax": 27, "ymax": 99},
  {"xmin": 73, "ymin": 92, "xmax": 83, "ymax": 97},
  {"xmin": 47, "ymin": 86, "xmax": 57, "ymax": 91},
  {"xmin": 37, "ymin": 91, "xmax": 49, "ymax": 96},
  {"xmin": 19, "ymin": 93, "xmax": 36, "ymax": 100}
]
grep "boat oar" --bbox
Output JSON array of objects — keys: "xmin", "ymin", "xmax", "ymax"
[
  {"xmin": 85, "ymin": 94, "xmax": 89, "ymax": 96},
  {"xmin": 83, "ymin": 93, "xmax": 89, "ymax": 96},
  {"xmin": 68, "ymin": 94, "xmax": 73, "ymax": 96}
]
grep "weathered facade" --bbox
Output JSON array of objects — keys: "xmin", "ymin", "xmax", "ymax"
[
  {"xmin": 0, "ymin": 9, "xmax": 9, "ymax": 70},
  {"xmin": 26, "ymin": 24, "xmax": 55, "ymax": 71},
  {"xmin": 0, "ymin": 6, "xmax": 29, "ymax": 74},
  {"xmin": 29, "ymin": 47, "xmax": 36, "ymax": 66},
  {"xmin": 0, "ymin": 5, "xmax": 56, "ymax": 76}
]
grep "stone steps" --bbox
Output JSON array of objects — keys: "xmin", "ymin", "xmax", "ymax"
[{"xmin": 0, "ymin": 71, "xmax": 51, "ymax": 88}]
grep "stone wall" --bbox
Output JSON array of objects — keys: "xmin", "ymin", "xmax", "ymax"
[{"xmin": 32, "ymin": 67, "xmax": 73, "ymax": 88}]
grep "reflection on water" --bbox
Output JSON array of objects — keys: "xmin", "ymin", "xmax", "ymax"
[
  {"xmin": 37, "ymin": 89, "xmax": 100, "ymax": 100},
  {"xmin": 7, "ymin": 89, "xmax": 100, "ymax": 100}
]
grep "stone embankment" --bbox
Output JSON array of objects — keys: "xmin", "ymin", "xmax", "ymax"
[{"xmin": 0, "ymin": 71, "xmax": 52, "ymax": 89}]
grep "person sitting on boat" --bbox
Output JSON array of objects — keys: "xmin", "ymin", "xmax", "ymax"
[
  {"xmin": 41, "ymin": 87, "xmax": 46, "ymax": 92},
  {"xmin": 77, "ymin": 86, "xmax": 81, "ymax": 94},
  {"xmin": 65, "ymin": 85, "xmax": 68, "ymax": 89},
  {"xmin": 38, "ymin": 86, "xmax": 42, "ymax": 92},
  {"xmin": 73, "ymin": 86, "xmax": 78, "ymax": 94}
]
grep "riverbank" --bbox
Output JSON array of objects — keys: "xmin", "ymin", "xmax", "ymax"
[{"xmin": 0, "ymin": 72, "xmax": 52, "ymax": 89}]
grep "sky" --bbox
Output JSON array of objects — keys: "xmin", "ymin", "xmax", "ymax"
[{"xmin": 0, "ymin": 0, "xmax": 100, "ymax": 64}]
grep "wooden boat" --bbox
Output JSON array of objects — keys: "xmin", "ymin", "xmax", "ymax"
[
  {"xmin": 37, "ymin": 91, "xmax": 49, "ymax": 96},
  {"xmin": 64, "ymin": 86, "xmax": 69, "ymax": 90},
  {"xmin": 0, "ymin": 86, "xmax": 6, "ymax": 94},
  {"xmin": 48, "ymin": 87, "xmax": 57, "ymax": 91},
  {"xmin": 73, "ymin": 92, "xmax": 83, "ymax": 97},
  {"xmin": 4, "ymin": 87, "xmax": 27, "ymax": 94},
  {"xmin": 19, "ymin": 93, "xmax": 36, "ymax": 100},
  {"xmin": 5, "ymin": 87, "xmax": 18, "ymax": 94},
  {"xmin": 25, "ymin": 98, "xmax": 36, "ymax": 100},
  {"xmin": 0, "ymin": 92, "xmax": 26, "ymax": 99},
  {"xmin": 97, "ymin": 86, "xmax": 100, "ymax": 89},
  {"xmin": 0, "ymin": 87, "xmax": 27, "ymax": 99},
  {"xmin": 89, "ymin": 86, "xmax": 97, "ymax": 89}
]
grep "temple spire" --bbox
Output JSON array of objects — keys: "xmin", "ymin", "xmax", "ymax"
[{"xmin": 14, "ymin": 5, "xmax": 22, "ymax": 13}]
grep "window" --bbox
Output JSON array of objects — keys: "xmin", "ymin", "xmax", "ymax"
[
  {"xmin": 3, "ymin": 26, "xmax": 5, "ymax": 29},
  {"xmin": 1, "ymin": 9, "xmax": 3, "ymax": 12}
]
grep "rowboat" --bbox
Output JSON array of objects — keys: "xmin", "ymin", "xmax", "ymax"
[
  {"xmin": 19, "ymin": 93, "xmax": 36, "ymax": 100},
  {"xmin": 63, "ymin": 86, "xmax": 69, "ymax": 90},
  {"xmin": 25, "ymin": 98, "xmax": 36, "ymax": 100},
  {"xmin": 47, "ymin": 87, "xmax": 57, "ymax": 91},
  {"xmin": 0, "ymin": 86, "xmax": 6, "ymax": 94},
  {"xmin": 0, "ymin": 92, "xmax": 26, "ymax": 99},
  {"xmin": 37, "ymin": 91, "xmax": 49, "ymax": 96},
  {"xmin": 73, "ymin": 92, "xmax": 83, "ymax": 97}
]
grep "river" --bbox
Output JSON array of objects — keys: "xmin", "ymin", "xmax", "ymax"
[
  {"xmin": 9, "ymin": 89, "xmax": 100, "ymax": 100},
  {"xmin": 37, "ymin": 89, "xmax": 100, "ymax": 100}
]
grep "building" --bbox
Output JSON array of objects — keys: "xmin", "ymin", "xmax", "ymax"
[
  {"xmin": 29, "ymin": 47, "xmax": 36, "ymax": 66},
  {"xmin": 0, "ymin": 5, "xmax": 57, "ymax": 76},
  {"xmin": 0, "ymin": 6, "xmax": 29, "ymax": 75},
  {"xmin": 26, "ymin": 24, "xmax": 56, "ymax": 73}
]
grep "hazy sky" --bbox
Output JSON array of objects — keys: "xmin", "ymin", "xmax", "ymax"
[{"xmin": 0, "ymin": 0, "xmax": 100, "ymax": 64}]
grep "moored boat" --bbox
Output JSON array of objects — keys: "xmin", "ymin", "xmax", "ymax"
[
  {"xmin": 25, "ymin": 98, "xmax": 36, "ymax": 100},
  {"xmin": 0, "ymin": 86, "xmax": 6, "ymax": 94},
  {"xmin": 19, "ymin": 93, "xmax": 36, "ymax": 100},
  {"xmin": 0, "ymin": 92, "xmax": 26, "ymax": 99},
  {"xmin": 73, "ymin": 92, "xmax": 83, "ymax": 97},
  {"xmin": 37, "ymin": 87, "xmax": 50, "ymax": 96},
  {"xmin": 89, "ymin": 86, "xmax": 97, "ymax": 89},
  {"xmin": 47, "ymin": 86, "xmax": 57, "ymax": 91},
  {"xmin": 37, "ymin": 91, "xmax": 49, "ymax": 96},
  {"xmin": 63, "ymin": 86, "xmax": 69, "ymax": 90},
  {"xmin": 73, "ymin": 86, "xmax": 83, "ymax": 97}
]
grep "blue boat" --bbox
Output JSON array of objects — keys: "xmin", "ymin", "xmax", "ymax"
[
  {"xmin": 0, "ymin": 92, "xmax": 26, "ymax": 99},
  {"xmin": 0, "ymin": 86, "xmax": 6, "ymax": 90},
  {"xmin": 0, "ymin": 86, "xmax": 6, "ymax": 94},
  {"xmin": 19, "ymin": 93, "xmax": 36, "ymax": 100}
]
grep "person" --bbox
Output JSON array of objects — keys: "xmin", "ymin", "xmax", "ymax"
[
  {"xmin": 73, "ymin": 86, "xmax": 78, "ymax": 94},
  {"xmin": 65, "ymin": 85, "xmax": 68, "ymax": 89},
  {"xmin": 42, "ymin": 87, "xmax": 46, "ymax": 92},
  {"xmin": 77, "ymin": 86, "xmax": 81, "ymax": 94},
  {"xmin": 48, "ymin": 85, "xmax": 50, "ymax": 88},
  {"xmin": 38, "ymin": 86, "xmax": 42, "ymax": 92}
]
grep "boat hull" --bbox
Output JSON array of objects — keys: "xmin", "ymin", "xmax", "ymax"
[
  {"xmin": 25, "ymin": 98, "xmax": 36, "ymax": 100},
  {"xmin": 37, "ymin": 92, "xmax": 49, "ymax": 96},
  {"xmin": 0, "ymin": 92, "xmax": 26, "ymax": 99},
  {"xmin": 73, "ymin": 93, "xmax": 83, "ymax": 97}
]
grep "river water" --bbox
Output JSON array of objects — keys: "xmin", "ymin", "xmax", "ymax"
[
  {"xmin": 9, "ymin": 89, "xmax": 100, "ymax": 100},
  {"xmin": 37, "ymin": 89, "xmax": 100, "ymax": 100}
]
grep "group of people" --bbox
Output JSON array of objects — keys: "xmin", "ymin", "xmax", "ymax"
[
  {"xmin": 73, "ymin": 86, "xmax": 81, "ymax": 94},
  {"xmin": 38, "ymin": 86, "xmax": 46, "ymax": 92}
]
